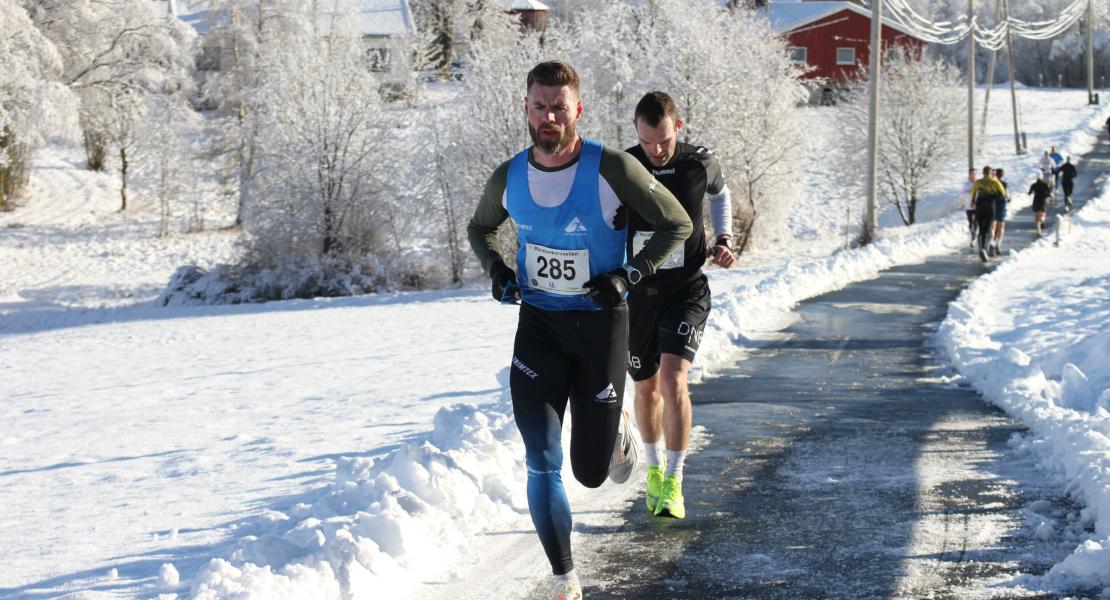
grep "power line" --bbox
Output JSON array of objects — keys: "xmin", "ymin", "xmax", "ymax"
[{"xmin": 879, "ymin": 0, "xmax": 1093, "ymax": 49}]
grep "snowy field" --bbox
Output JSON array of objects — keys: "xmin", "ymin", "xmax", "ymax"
[{"xmin": 1, "ymin": 88, "xmax": 1107, "ymax": 598}]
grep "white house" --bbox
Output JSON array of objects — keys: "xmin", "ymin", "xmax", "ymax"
[{"xmin": 159, "ymin": 0, "xmax": 416, "ymax": 78}]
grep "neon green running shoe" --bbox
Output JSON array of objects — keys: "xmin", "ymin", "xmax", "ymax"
[
  {"xmin": 654, "ymin": 475, "xmax": 685, "ymax": 519},
  {"xmin": 645, "ymin": 465, "xmax": 665, "ymax": 513}
]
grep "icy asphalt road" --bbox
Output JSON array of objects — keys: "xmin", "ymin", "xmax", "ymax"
[{"xmin": 561, "ymin": 153, "xmax": 1110, "ymax": 599}]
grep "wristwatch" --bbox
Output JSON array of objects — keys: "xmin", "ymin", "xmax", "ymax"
[
  {"xmin": 621, "ymin": 264, "xmax": 642, "ymax": 285},
  {"xmin": 715, "ymin": 235, "xmax": 733, "ymax": 250}
]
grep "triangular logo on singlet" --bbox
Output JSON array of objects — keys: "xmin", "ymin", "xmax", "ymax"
[{"xmin": 564, "ymin": 217, "xmax": 588, "ymax": 235}]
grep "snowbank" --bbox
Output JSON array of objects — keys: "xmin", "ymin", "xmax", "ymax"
[
  {"xmin": 193, "ymin": 371, "xmax": 529, "ymax": 599},
  {"xmin": 938, "ymin": 163, "xmax": 1110, "ymax": 591}
]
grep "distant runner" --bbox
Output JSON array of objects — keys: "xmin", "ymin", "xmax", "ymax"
[
  {"xmin": 971, "ymin": 166, "xmax": 1005, "ymax": 262},
  {"xmin": 1039, "ymin": 151, "xmax": 1056, "ymax": 188},
  {"xmin": 1058, "ymin": 156, "xmax": 1077, "ymax": 213},
  {"xmin": 991, "ymin": 168, "xmax": 1011, "ymax": 256},
  {"xmin": 1049, "ymin": 146, "xmax": 1064, "ymax": 189},
  {"xmin": 1028, "ymin": 172, "xmax": 1053, "ymax": 236}
]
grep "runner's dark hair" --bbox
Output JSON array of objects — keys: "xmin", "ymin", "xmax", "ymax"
[
  {"xmin": 527, "ymin": 61, "xmax": 580, "ymax": 95},
  {"xmin": 634, "ymin": 91, "xmax": 679, "ymax": 127}
]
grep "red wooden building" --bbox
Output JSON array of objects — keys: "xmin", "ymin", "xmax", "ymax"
[{"xmin": 769, "ymin": 1, "xmax": 927, "ymax": 84}]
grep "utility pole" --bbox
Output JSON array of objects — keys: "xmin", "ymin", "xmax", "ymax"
[
  {"xmin": 1003, "ymin": 0, "xmax": 1022, "ymax": 154},
  {"xmin": 981, "ymin": 0, "xmax": 1000, "ymax": 140},
  {"xmin": 1088, "ymin": 0, "xmax": 1097, "ymax": 104},
  {"xmin": 968, "ymin": 0, "xmax": 976, "ymax": 172},
  {"xmin": 863, "ymin": 0, "xmax": 882, "ymax": 244}
]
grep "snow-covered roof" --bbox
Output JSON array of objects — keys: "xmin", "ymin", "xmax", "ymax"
[
  {"xmin": 768, "ymin": 1, "xmax": 920, "ymax": 40},
  {"xmin": 507, "ymin": 0, "xmax": 550, "ymax": 10},
  {"xmin": 321, "ymin": 0, "xmax": 416, "ymax": 38},
  {"xmin": 173, "ymin": 0, "xmax": 416, "ymax": 38}
]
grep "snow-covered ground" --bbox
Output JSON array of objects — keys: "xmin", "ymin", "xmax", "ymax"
[
  {"xmin": 939, "ymin": 171, "xmax": 1110, "ymax": 594},
  {"xmin": 1, "ymin": 88, "xmax": 1107, "ymax": 599},
  {"xmin": 0, "ymin": 142, "xmax": 240, "ymax": 322}
]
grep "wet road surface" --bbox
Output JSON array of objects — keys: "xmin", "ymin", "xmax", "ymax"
[{"xmin": 573, "ymin": 146, "xmax": 1109, "ymax": 599}]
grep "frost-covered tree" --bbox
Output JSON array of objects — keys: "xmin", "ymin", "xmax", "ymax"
[
  {"xmin": 134, "ymin": 94, "xmax": 200, "ymax": 236},
  {"xmin": 23, "ymin": 0, "xmax": 194, "ymax": 172},
  {"xmin": 246, "ymin": 8, "xmax": 387, "ymax": 260},
  {"xmin": 610, "ymin": 0, "xmax": 808, "ymax": 251},
  {"xmin": 409, "ymin": 0, "xmax": 509, "ymax": 77},
  {"xmin": 569, "ymin": 1, "xmax": 643, "ymax": 148},
  {"xmin": 194, "ymin": 0, "xmax": 295, "ymax": 228},
  {"xmin": 427, "ymin": 109, "xmax": 467, "ymax": 283},
  {"xmin": 0, "ymin": 0, "xmax": 75, "ymax": 209},
  {"xmin": 442, "ymin": 11, "xmax": 556, "ymax": 268},
  {"xmin": 843, "ymin": 49, "xmax": 967, "ymax": 226}
]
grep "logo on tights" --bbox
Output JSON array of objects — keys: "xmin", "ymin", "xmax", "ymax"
[
  {"xmin": 513, "ymin": 356, "xmax": 538, "ymax": 379},
  {"xmin": 594, "ymin": 383, "xmax": 618, "ymax": 403}
]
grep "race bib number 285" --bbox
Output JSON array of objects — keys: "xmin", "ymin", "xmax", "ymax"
[{"xmin": 525, "ymin": 244, "xmax": 590, "ymax": 295}]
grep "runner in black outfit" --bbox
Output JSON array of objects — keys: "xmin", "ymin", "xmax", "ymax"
[
  {"xmin": 624, "ymin": 91, "xmax": 735, "ymax": 520},
  {"xmin": 970, "ymin": 166, "xmax": 1005, "ymax": 261},
  {"xmin": 1059, "ymin": 156, "xmax": 1078, "ymax": 213},
  {"xmin": 991, "ymin": 167, "xmax": 1010, "ymax": 256},
  {"xmin": 1028, "ymin": 172, "xmax": 1053, "ymax": 235}
]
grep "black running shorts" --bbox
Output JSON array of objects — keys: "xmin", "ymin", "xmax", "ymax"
[{"xmin": 627, "ymin": 274, "xmax": 711, "ymax": 381}]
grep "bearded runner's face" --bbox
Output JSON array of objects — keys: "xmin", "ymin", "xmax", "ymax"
[{"xmin": 525, "ymin": 84, "xmax": 581, "ymax": 156}]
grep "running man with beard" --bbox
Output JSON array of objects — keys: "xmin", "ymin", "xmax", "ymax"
[
  {"xmin": 624, "ymin": 91, "xmax": 735, "ymax": 520},
  {"xmin": 467, "ymin": 61, "xmax": 691, "ymax": 600}
]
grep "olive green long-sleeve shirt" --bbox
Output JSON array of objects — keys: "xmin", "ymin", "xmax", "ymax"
[{"xmin": 467, "ymin": 142, "xmax": 692, "ymax": 279}]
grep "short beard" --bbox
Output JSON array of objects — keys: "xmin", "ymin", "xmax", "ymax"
[{"xmin": 529, "ymin": 122, "xmax": 576, "ymax": 155}]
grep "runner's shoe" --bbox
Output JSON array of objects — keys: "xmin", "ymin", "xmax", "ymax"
[
  {"xmin": 607, "ymin": 410, "xmax": 640, "ymax": 484},
  {"xmin": 654, "ymin": 475, "xmax": 685, "ymax": 519},
  {"xmin": 552, "ymin": 578, "xmax": 582, "ymax": 600},
  {"xmin": 645, "ymin": 464, "xmax": 665, "ymax": 513},
  {"xmin": 978, "ymin": 247, "xmax": 988, "ymax": 262}
]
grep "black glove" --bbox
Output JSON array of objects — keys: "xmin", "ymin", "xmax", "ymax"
[
  {"xmin": 583, "ymin": 269, "xmax": 630, "ymax": 308},
  {"xmin": 489, "ymin": 260, "xmax": 519, "ymax": 304}
]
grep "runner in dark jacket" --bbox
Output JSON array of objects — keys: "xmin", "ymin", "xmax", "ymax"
[
  {"xmin": 1058, "ymin": 157, "xmax": 1078, "ymax": 212},
  {"xmin": 1028, "ymin": 173, "xmax": 1053, "ymax": 235}
]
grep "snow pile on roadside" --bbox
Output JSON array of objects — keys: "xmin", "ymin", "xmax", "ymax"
[
  {"xmin": 938, "ymin": 183, "xmax": 1110, "ymax": 592},
  {"xmin": 193, "ymin": 369, "xmax": 528, "ymax": 599}
]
